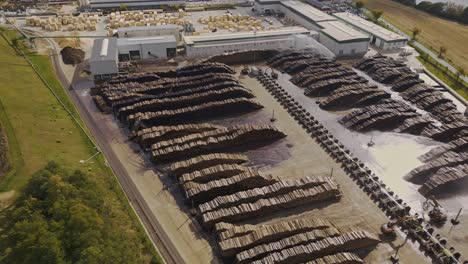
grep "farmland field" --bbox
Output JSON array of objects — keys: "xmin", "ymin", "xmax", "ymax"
[{"xmin": 362, "ymin": 0, "xmax": 468, "ymax": 71}]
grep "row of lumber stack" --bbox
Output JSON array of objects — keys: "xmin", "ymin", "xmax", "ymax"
[
  {"xmin": 354, "ymin": 55, "xmax": 468, "ymax": 197},
  {"xmin": 267, "ymin": 52, "xmax": 390, "ymax": 111},
  {"xmin": 267, "ymin": 52, "xmax": 435, "ymax": 135},
  {"xmin": 215, "ymin": 218, "xmax": 378, "ymax": 263}
]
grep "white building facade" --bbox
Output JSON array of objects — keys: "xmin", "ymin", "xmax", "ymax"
[
  {"xmin": 254, "ymin": 0, "xmax": 370, "ymax": 57},
  {"xmin": 183, "ymin": 27, "xmax": 317, "ymax": 58},
  {"xmin": 117, "ymin": 35, "xmax": 177, "ymax": 60},
  {"xmin": 334, "ymin": 12, "xmax": 407, "ymax": 51},
  {"xmin": 89, "ymin": 38, "xmax": 119, "ymax": 80},
  {"xmin": 117, "ymin": 25, "xmax": 181, "ymax": 42}
]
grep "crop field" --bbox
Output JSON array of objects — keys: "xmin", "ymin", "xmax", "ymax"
[{"xmin": 362, "ymin": 0, "xmax": 468, "ymax": 71}]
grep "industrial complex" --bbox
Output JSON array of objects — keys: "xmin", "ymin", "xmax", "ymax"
[{"xmin": 3, "ymin": 0, "xmax": 467, "ymax": 263}]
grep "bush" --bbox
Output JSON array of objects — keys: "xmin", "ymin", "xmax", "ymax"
[{"xmin": 0, "ymin": 162, "xmax": 156, "ymax": 264}]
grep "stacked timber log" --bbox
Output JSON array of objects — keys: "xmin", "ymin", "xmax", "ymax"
[
  {"xmin": 304, "ymin": 252, "xmax": 364, "ymax": 264},
  {"xmin": 136, "ymin": 123, "xmax": 224, "ymax": 147},
  {"xmin": 405, "ymin": 152, "xmax": 468, "ymax": 184},
  {"xmin": 201, "ymin": 181, "xmax": 340, "ymax": 227},
  {"xmin": 250, "ymin": 230, "xmax": 379, "ymax": 264},
  {"xmin": 198, "ymin": 176, "xmax": 332, "ymax": 214},
  {"xmin": 418, "ymin": 164, "xmax": 468, "ymax": 195},
  {"xmin": 127, "ymin": 98, "xmax": 264, "ymax": 127},
  {"xmin": 216, "ymin": 218, "xmax": 377, "ymax": 264},
  {"xmin": 218, "ymin": 218, "xmax": 333, "ymax": 257},
  {"xmin": 419, "ymin": 137, "xmax": 468, "ymax": 162},
  {"xmin": 170, "ymin": 153, "xmax": 249, "ymax": 177},
  {"xmin": 355, "ymin": 54, "xmax": 467, "ymax": 142},
  {"xmin": 151, "ymin": 124, "xmax": 286, "ymax": 162}
]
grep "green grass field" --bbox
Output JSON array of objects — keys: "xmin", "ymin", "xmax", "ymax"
[
  {"xmin": 0, "ymin": 27, "xmax": 161, "ymax": 263},
  {"xmin": 0, "ymin": 29, "xmax": 98, "ymax": 191},
  {"xmin": 362, "ymin": 0, "xmax": 468, "ymax": 71}
]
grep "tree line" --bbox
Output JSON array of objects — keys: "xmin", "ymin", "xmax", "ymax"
[
  {"xmin": 0, "ymin": 162, "xmax": 161, "ymax": 264},
  {"xmin": 391, "ymin": 0, "xmax": 468, "ymax": 24}
]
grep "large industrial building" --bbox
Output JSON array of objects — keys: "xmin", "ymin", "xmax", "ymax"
[
  {"xmin": 80, "ymin": 0, "xmax": 185, "ymax": 10},
  {"xmin": 334, "ymin": 12, "xmax": 407, "ymax": 51},
  {"xmin": 89, "ymin": 38, "xmax": 119, "ymax": 80},
  {"xmin": 117, "ymin": 25, "xmax": 181, "ymax": 42},
  {"xmin": 254, "ymin": 0, "xmax": 370, "ymax": 57},
  {"xmin": 90, "ymin": 35, "xmax": 176, "ymax": 79},
  {"xmin": 183, "ymin": 27, "xmax": 321, "ymax": 58}
]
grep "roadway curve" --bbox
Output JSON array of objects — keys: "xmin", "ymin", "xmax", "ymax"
[{"xmin": 38, "ymin": 34, "xmax": 185, "ymax": 264}]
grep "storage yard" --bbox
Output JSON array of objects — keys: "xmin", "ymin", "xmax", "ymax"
[{"xmin": 6, "ymin": 1, "xmax": 468, "ymax": 263}]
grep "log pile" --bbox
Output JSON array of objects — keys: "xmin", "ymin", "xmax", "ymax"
[
  {"xmin": 250, "ymin": 230, "xmax": 379, "ymax": 264},
  {"xmin": 151, "ymin": 124, "xmax": 286, "ymax": 162},
  {"xmin": 418, "ymin": 164, "xmax": 468, "ymax": 195},
  {"xmin": 137, "ymin": 123, "xmax": 224, "ymax": 148},
  {"xmin": 170, "ymin": 153, "xmax": 249, "ymax": 177},
  {"xmin": 198, "ymin": 176, "xmax": 333, "ymax": 214},
  {"xmin": 215, "ymin": 217, "xmax": 377, "ymax": 263},
  {"xmin": 128, "ymin": 98, "xmax": 264, "ymax": 127},
  {"xmin": 405, "ymin": 151, "xmax": 468, "ymax": 184},
  {"xmin": 218, "ymin": 218, "xmax": 333, "ymax": 257},
  {"xmin": 419, "ymin": 137, "xmax": 468, "ymax": 162},
  {"xmin": 355, "ymin": 54, "xmax": 467, "ymax": 141},
  {"xmin": 201, "ymin": 182, "xmax": 340, "ymax": 227},
  {"xmin": 304, "ymin": 252, "xmax": 364, "ymax": 264}
]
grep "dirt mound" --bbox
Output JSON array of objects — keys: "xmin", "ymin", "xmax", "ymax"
[{"xmin": 60, "ymin": 46, "xmax": 85, "ymax": 65}]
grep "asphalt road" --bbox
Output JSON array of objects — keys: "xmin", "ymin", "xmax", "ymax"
[{"xmin": 44, "ymin": 37, "xmax": 185, "ymax": 264}]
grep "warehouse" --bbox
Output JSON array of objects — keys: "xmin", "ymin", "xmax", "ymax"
[
  {"xmin": 89, "ymin": 38, "xmax": 119, "ymax": 80},
  {"xmin": 82, "ymin": 0, "xmax": 185, "ymax": 10},
  {"xmin": 117, "ymin": 25, "xmax": 181, "ymax": 42},
  {"xmin": 317, "ymin": 21, "xmax": 370, "ymax": 57},
  {"xmin": 254, "ymin": 0, "xmax": 370, "ymax": 57},
  {"xmin": 183, "ymin": 27, "xmax": 317, "ymax": 58},
  {"xmin": 334, "ymin": 12, "xmax": 407, "ymax": 51},
  {"xmin": 117, "ymin": 35, "xmax": 177, "ymax": 60},
  {"xmin": 90, "ymin": 36, "xmax": 177, "ymax": 79}
]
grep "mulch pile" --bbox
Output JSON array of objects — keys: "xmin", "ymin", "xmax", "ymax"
[{"xmin": 60, "ymin": 46, "xmax": 85, "ymax": 65}]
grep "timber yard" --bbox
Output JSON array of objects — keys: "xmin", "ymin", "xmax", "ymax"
[{"xmin": 1, "ymin": 0, "xmax": 467, "ymax": 263}]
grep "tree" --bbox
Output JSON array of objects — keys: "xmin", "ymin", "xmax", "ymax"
[
  {"xmin": 438, "ymin": 45, "xmax": 447, "ymax": 58},
  {"xmin": 355, "ymin": 0, "xmax": 364, "ymax": 11},
  {"xmin": 119, "ymin": 4, "xmax": 128, "ymax": 11},
  {"xmin": 371, "ymin": 9, "xmax": 384, "ymax": 21},
  {"xmin": 411, "ymin": 27, "xmax": 421, "ymax": 40},
  {"xmin": 457, "ymin": 67, "xmax": 465, "ymax": 79},
  {"xmin": 462, "ymin": 7, "xmax": 468, "ymax": 24}
]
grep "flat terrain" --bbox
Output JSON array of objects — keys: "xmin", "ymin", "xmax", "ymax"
[
  {"xmin": 0, "ymin": 28, "xmax": 160, "ymax": 263},
  {"xmin": 363, "ymin": 0, "xmax": 468, "ymax": 71},
  {"xmin": 0, "ymin": 28, "xmax": 99, "ymax": 191}
]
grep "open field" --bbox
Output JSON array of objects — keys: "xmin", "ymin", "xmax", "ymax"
[
  {"xmin": 362, "ymin": 0, "xmax": 468, "ymax": 71},
  {"xmin": 0, "ymin": 28, "xmax": 97, "ymax": 191},
  {"xmin": 0, "ymin": 27, "xmax": 161, "ymax": 263}
]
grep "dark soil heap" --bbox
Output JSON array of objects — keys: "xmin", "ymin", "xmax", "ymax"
[{"xmin": 60, "ymin": 46, "xmax": 85, "ymax": 65}]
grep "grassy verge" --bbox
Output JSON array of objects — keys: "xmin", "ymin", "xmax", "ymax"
[
  {"xmin": 0, "ymin": 26, "xmax": 162, "ymax": 263},
  {"xmin": 416, "ymin": 56, "xmax": 468, "ymax": 100}
]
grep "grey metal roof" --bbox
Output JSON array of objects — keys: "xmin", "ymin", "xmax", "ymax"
[
  {"xmin": 117, "ymin": 35, "xmax": 176, "ymax": 46},
  {"xmin": 334, "ymin": 12, "xmax": 407, "ymax": 42},
  {"xmin": 117, "ymin": 25, "xmax": 179, "ymax": 33},
  {"xmin": 90, "ymin": 37, "xmax": 118, "ymax": 62}
]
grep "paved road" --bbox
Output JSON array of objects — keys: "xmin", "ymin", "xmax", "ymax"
[{"xmin": 41, "ymin": 36, "xmax": 185, "ymax": 264}]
